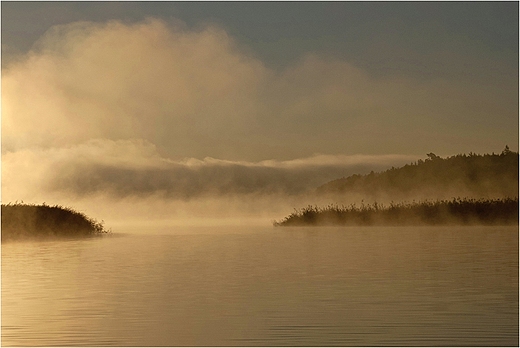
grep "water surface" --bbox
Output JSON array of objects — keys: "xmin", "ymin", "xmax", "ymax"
[{"xmin": 2, "ymin": 225, "xmax": 518, "ymax": 346}]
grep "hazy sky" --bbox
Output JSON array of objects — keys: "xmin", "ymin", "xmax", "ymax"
[{"xmin": 1, "ymin": 1, "xmax": 518, "ymax": 213}]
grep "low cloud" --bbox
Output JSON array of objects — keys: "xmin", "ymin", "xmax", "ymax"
[
  {"xmin": 2, "ymin": 18, "xmax": 516, "ymax": 225},
  {"xmin": 2, "ymin": 139, "xmax": 416, "ymax": 202},
  {"xmin": 3, "ymin": 18, "xmax": 517, "ymax": 161}
]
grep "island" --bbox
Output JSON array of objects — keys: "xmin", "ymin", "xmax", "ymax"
[
  {"xmin": 275, "ymin": 149, "xmax": 519, "ymax": 226},
  {"xmin": 1, "ymin": 203, "xmax": 110, "ymax": 241}
]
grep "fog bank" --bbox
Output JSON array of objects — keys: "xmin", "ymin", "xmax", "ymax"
[
  {"xmin": 2, "ymin": 17, "xmax": 516, "ymax": 227},
  {"xmin": 3, "ymin": 18, "xmax": 517, "ymax": 160},
  {"xmin": 2, "ymin": 137, "xmax": 414, "ymax": 196}
]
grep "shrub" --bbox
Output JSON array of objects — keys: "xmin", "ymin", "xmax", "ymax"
[{"xmin": 1, "ymin": 203, "xmax": 110, "ymax": 241}]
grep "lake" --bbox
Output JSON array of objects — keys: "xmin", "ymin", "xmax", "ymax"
[{"xmin": 2, "ymin": 225, "xmax": 518, "ymax": 346}]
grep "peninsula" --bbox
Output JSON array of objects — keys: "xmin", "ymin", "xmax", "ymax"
[
  {"xmin": 275, "ymin": 149, "xmax": 519, "ymax": 226},
  {"xmin": 1, "ymin": 203, "xmax": 109, "ymax": 241}
]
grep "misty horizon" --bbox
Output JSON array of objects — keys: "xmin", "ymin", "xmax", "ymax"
[
  {"xmin": 2, "ymin": 4, "xmax": 518, "ymax": 347},
  {"xmin": 2, "ymin": 3, "xmax": 518, "ymax": 224}
]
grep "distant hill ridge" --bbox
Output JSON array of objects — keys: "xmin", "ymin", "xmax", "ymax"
[{"xmin": 316, "ymin": 147, "xmax": 519, "ymax": 201}]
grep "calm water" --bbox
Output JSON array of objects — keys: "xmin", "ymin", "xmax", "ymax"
[{"xmin": 2, "ymin": 225, "xmax": 518, "ymax": 346}]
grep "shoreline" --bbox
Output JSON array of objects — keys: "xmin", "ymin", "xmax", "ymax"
[
  {"xmin": 274, "ymin": 197, "xmax": 519, "ymax": 227},
  {"xmin": 1, "ymin": 203, "xmax": 110, "ymax": 242}
]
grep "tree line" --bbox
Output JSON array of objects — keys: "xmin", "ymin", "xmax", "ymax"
[{"xmin": 316, "ymin": 147, "xmax": 518, "ymax": 201}]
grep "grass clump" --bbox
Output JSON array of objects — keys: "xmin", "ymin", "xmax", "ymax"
[
  {"xmin": 1, "ymin": 203, "xmax": 110, "ymax": 241},
  {"xmin": 273, "ymin": 198, "xmax": 519, "ymax": 226}
]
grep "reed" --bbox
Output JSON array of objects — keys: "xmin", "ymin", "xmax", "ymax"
[
  {"xmin": 273, "ymin": 197, "xmax": 519, "ymax": 226},
  {"xmin": 1, "ymin": 203, "xmax": 110, "ymax": 241}
]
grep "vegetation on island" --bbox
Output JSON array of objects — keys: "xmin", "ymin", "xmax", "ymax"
[
  {"xmin": 1, "ymin": 203, "xmax": 110, "ymax": 241},
  {"xmin": 317, "ymin": 147, "xmax": 518, "ymax": 201},
  {"xmin": 274, "ymin": 198, "xmax": 519, "ymax": 226},
  {"xmin": 276, "ymin": 148, "xmax": 519, "ymax": 226}
]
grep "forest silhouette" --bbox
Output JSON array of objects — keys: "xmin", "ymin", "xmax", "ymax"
[
  {"xmin": 317, "ymin": 147, "xmax": 518, "ymax": 201},
  {"xmin": 276, "ymin": 148, "xmax": 519, "ymax": 226}
]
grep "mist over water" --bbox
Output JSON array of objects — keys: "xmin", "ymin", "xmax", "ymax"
[
  {"xmin": 2, "ymin": 10, "xmax": 518, "ymax": 347},
  {"xmin": 2, "ymin": 138, "xmax": 420, "ymax": 226},
  {"xmin": 3, "ymin": 140, "xmax": 516, "ymax": 227},
  {"xmin": 2, "ymin": 18, "xmax": 517, "ymax": 226}
]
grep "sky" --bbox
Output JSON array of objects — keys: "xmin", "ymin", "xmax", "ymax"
[{"xmin": 1, "ymin": 2, "xmax": 518, "ymax": 223}]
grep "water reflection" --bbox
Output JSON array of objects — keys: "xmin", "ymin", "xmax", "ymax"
[{"xmin": 2, "ymin": 226, "xmax": 518, "ymax": 346}]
